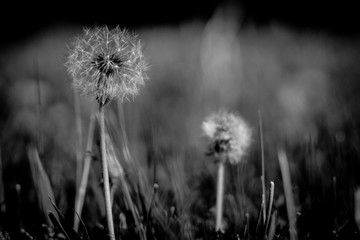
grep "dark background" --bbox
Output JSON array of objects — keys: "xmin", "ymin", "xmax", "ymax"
[{"xmin": 2, "ymin": 0, "xmax": 360, "ymax": 46}]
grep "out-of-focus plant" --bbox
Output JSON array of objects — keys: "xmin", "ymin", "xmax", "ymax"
[{"xmin": 202, "ymin": 110, "xmax": 252, "ymax": 234}]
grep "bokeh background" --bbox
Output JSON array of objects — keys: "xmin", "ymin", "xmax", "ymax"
[{"xmin": 1, "ymin": 0, "xmax": 360, "ymax": 239}]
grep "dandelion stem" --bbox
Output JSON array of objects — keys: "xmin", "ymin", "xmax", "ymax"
[
  {"xmin": 74, "ymin": 114, "xmax": 95, "ymax": 231},
  {"xmin": 99, "ymin": 105, "xmax": 115, "ymax": 240},
  {"xmin": 215, "ymin": 157, "xmax": 225, "ymax": 232}
]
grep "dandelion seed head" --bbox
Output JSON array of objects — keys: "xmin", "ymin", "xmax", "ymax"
[
  {"xmin": 65, "ymin": 26, "xmax": 149, "ymax": 105},
  {"xmin": 202, "ymin": 110, "xmax": 252, "ymax": 164}
]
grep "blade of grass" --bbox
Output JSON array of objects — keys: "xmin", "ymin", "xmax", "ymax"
[
  {"xmin": 75, "ymin": 212, "xmax": 90, "ymax": 240},
  {"xmin": 48, "ymin": 211, "xmax": 71, "ymax": 240},
  {"xmin": 27, "ymin": 146, "xmax": 56, "ymax": 226},
  {"xmin": 258, "ymin": 110, "xmax": 266, "ymax": 225},
  {"xmin": 74, "ymin": 114, "xmax": 96, "ymax": 231},
  {"xmin": 117, "ymin": 101, "xmax": 150, "ymax": 239},
  {"xmin": 105, "ymin": 130, "xmax": 147, "ymax": 240},
  {"xmin": 267, "ymin": 210, "xmax": 277, "ymax": 240},
  {"xmin": 120, "ymin": 178, "xmax": 147, "ymax": 240},
  {"xmin": 255, "ymin": 201, "xmax": 264, "ymax": 235},
  {"xmin": 34, "ymin": 56, "xmax": 43, "ymax": 155},
  {"xmin": 264, "ymin": 181, "xmax": 275, "ymax": 239},
  {"xmin": 49, "ymin": 197, "xmax": 66, "ymax": 223},
  {"xmin": 146, "ymin": 184, "xmax": 159, "ymax": 231},
  {"xmin": 243, "ymin": 212, "xmax": 250, "ymax": 240},
  {"xmin": 117, "ymin": 102, "xmax": 149, "ymax": 199},
  {"xmin": 278, "ymin": 148, "xmax": 297, "ymax": 240},
  {"xmin": 49, "ymin": 189, "xmax": 82, "ymax": 240}
]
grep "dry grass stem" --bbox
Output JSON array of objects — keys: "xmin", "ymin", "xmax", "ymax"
[
  {"xmin": 278, "ymin": 148, "xmax": 297, "ymax": 240},
  {"xmin": 74, "ymin": 114, "xmax": 96, "ymax": 231}
]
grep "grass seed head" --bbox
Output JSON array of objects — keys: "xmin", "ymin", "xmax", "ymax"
[
  {"xmin": 65, "ymin": 26, "xmax": 149, "ymax": 106},
  {"xmin": 202, "ymin": 110, "xmax": 252, "ymax": 164}
]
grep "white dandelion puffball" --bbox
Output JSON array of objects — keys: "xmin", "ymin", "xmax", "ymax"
[
  {"xmin": 65, "ymin": 26, "xmax": 149, "ymax": 106},
  {"xmin": 202, "ymin": 110, "xmax": 252, "ymax": 164}
]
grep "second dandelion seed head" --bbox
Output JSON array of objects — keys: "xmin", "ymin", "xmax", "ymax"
[
  {"xmin": 65, "ymin": 26, "xmax": 149, "ymax": 106},
  {"xmin": 202, "ymin": 110, "xmax": 252, "ymax": 164}
]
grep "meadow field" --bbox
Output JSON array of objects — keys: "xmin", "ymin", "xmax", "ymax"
[{"xmin": 0, "ymin": 5, "xmax": 360, "ymax": 240}]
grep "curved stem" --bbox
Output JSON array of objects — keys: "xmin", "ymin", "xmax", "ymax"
[{"xmin": 99, "ymin": 105, "xmax": 115, "ymax": 240}]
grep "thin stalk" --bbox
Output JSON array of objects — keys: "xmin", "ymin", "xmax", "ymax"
[
  {"xmin": 333, "ymin": 176, "xmax": 339, "ymax": 234},
  {"xmin": 267, "ymin": 211, "xmax": 277, "ymax": 240},
  {"xmin": 278, "ymin": 148, "xmax": 297, "ymax": 240},
  {"xmin": 76, "ymin": 212, "xmax": 90, "ymax": 240},
  {"xmin": 215, "ymin": 158, "xmax": 225, "ymax": 232},
  {"xmin": 121, "ymin": 177, "xmax": 147, "ymax": 240},
  {"xmin": 258, "ymin": 110, "xmax": 266, "ymax": 224},
  {"xmin": 243, "ymin": 213, "xmax": 249, "ymax": 240},
  {"xmin": 34, "ymin": 57, "xmax": 43, "ymax": 154},
  {"xmin": 15, "ymin": 184, "xmax": 23, "ymax": 230},
  {"xmin": 74, "ymin": 92, "xmax": 83, "ymax": 192},
  {"xmin": 255, "ymin": 201, "xmax": 264, "ymax": 235},
  {"xmin": 74, "ymin": 114, "xmax": 96, "ymax": 231},
  {"xmin": 99, "ymin": 105, "xmax": 115, "ymax": 240},
  {"xmin": 153, "ymin": 156, "xmax": 157, "ymax": 186},
  {"xmin": 264, "ymin": 181, "xmax": 275, "ymax": 238}
]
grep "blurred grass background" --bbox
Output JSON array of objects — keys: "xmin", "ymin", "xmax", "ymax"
[{"xmin": 1, "ymin": 2, "xmax": 360, "ymax": 239}]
